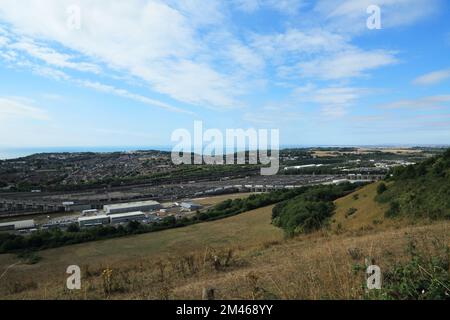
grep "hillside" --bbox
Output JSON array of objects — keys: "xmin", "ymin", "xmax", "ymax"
[
  {"xmin": 0, "ymin": 201, "xmax": 450, "ymax": 299},
  {"xmin": 376, "ymin": 149, "xmax": 450, "ymax": 219},
  {"xmin": 331, "ymin": 182, "xmax": 393, "ymax": 232},
  {"xmin": 0, "ymin": 204, "xmax": 283, "ymax": 298},
  {"xmin": 275, "ymin": 150, "xmax": 450, "ymax": 237},
  {"xmin": 0, "ymin": 181, "xmax": 448, "ymax": 299}
]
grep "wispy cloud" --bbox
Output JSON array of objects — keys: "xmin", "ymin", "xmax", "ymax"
[
  {"xmin": 0, "ymin": 0, "xmax": 251, "ymax": 110},
  {"xmin": 293, "ymin": 85, "xmax": 373, "ymax": 117},
  {"xmin": 378, "ymin": 95, "xmax": 450, "ymax": 110},
  {"xmin": 250, "ymin": 27, "xmax": 397, "ymax": 81},
  {"xmin": 10, "ymin": 38, "xmax": 101, "ymax": 73},
  {"xmin": 233, "ymin": 0, "xmax": 306, "ymax": 14},
  {"xmin": 314, "ymin": 0, "xmax": 441, "ymax": 33},
  {"xmin": 413, "ymin": 69, "xmax": 450, "ymax": 86},
  {"xmin": 297, "ymin": 49, "xmax": 397, "ymax": 80},
  {"xmin": 0, "ymin": 97, "xmax": 49, "ymax": 121},
  {"xmin": 78, "ymin": 80, "xmax": 194, "ymax": 115}
]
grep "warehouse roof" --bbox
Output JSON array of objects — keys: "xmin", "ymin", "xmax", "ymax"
[
  {"xmin": 104, "ymin": 200, "xmax": 160, "ymax": 210},
  {"xmin": 109, "ymin": 211, "xmax": 145, "ymax": 219},
  {"xmin": 78, "ymin": 215, "xmax": 109, "ymax": 222},
  {"xmin": 0, "ymin": 220, "xmax": 35, "ymax": 230}
]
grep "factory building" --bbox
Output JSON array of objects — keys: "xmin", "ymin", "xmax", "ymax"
[
  {"xmin": 82, "ymin": 209, "xmax": 99, "ymax": 216},
  {"xmin": 104, "ymin": 200, "xmax": 160, "ymax": 215},
  {"xmin": 78, "ymin": 215, "xmax": 110, "ymax": 228},
  {"xmin": 180, "ymin": 202, "xmax": 203, "ymax": 211},
  {"xmin": 0, "ymin": 219, "xmax": 35, "ymax": 232},
  {"xmin": 109, "ymin": 211, "xmax": 146, "ymax": 224}
]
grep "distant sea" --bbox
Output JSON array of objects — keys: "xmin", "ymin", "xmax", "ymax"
[{"xmin": 0, "ymin": 146, "xmax": 173, "ymax": 160}]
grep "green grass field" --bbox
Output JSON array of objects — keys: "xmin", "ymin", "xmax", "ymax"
[{"xmin": 0, "ymin": 203, "xmax": 283, "ymax": 291}]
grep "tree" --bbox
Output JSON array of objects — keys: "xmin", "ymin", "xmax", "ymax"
[
  {"xmin": 377, "ymin": 182, "xmax": 387, "ymax": 195},
  {"xmin": 67, "ymin": 223, "xmax": 80, "ymax": 233},
  {"xmin": 127, "ymin": 220, "xmax": 141, "ymax": 232}
]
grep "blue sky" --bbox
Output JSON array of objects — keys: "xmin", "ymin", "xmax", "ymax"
[{"xmin": 0, "ymin": 0, "xmax": 449, "ymax": 148}]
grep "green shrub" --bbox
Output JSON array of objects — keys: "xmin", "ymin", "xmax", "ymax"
[
  {"xmin": 345, "ymin": 207, "xmax": 358, "ymax": 218},
  {"xmin": 377, "ymin": 183, "xmax": 387, "ymax": 195},
  {"xmin": 368, "ymin": 243, "xmax": 450, "ymax": 300},
  {"xmin": 272, "ymin": 183, "xmax": 363, "ymax": 237},
  {"xmin": 376, "ymin": 149, "xmax": 450, "ymax": 220},
  {"xmin": 385, "ymin": 201, "xmax": 400, "ymax": 218}
]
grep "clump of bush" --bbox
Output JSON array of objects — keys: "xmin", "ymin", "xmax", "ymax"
[
  {"xmin": 376, "ymin": 182, "xmax": 387, "ymax": 195},
  {"xmin": 367, "ymin": 241, "xmax": 450, "ymax": 300},
  {"xmin": 272, "ymin": 183, "xmax": 364, "ymax": 237},
  {"xmin": 376, "ymin": 148, "xmax": 450, "ymax": 220},
  {"xmin": 345, "ymin": 207, "xmax": 358, "ymax": 218}
]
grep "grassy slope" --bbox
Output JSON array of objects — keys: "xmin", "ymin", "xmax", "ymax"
[
  {"xmin": 331, "ymin": 182, "xmax": 390, "ymax": 232},
  {"xmin": 0, "ymin": 183, "xmax": 448, "ymax": 299},
  {"xmin": 0, "ymin": 204, "xmax": 283, "ymax": 296},
  {"xmin": 193, "ymin": 193, "xmax": 258, "ymax": 206}
]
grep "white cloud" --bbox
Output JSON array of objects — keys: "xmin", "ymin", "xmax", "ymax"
[
  {"xmin": 250, "ymin": 28, "xmax": 397, "ymax": 81},
  {"xmin": 413, "ymin": 69, "xmax": 450, "ymax": 86},
  {"xmin": 251, "ymin": 29, "xmax": 350, "ymax": 58},
  {"xmin": 0, "ymin": 0, "xmax": 250, "ymax": 109},
  {"xmin": 379, "ymin": 95, "xmax": 450, "ymax": 110},
  {"xmin": 10, "ymin": 38, "xmax": 101, "ymax": 73},
  {"xmin": 30, "ymin": 65, "xmax": 71, "ymax": 81},
  {"xmin": 0, "ymin": 0, "xmax": 438, "ymax": 125},
  {"xmin": 233, "ymin": 0, "xmax": 305, "ymax": 14},
  {"xmin": 167, "ymin": 0, "xmax": 225, "ymax": 26},
  {"xmin": 314, "ymin": 0, "xmax": 440, "ymax": 33},
  {"xmin": 228, "ymin": 43, "xmax": 266, "ymax": 72},
  {"xmin": 293, "ymin": 85, "xmax": 371, "ymax": 117},
  {"xmin": 298, "ymin": 49, "xmax": 397, "ymax": 80},
  {"xmin": 0, "ymin": 35, "xmax": 8, "ymax": 46},
  {"xmin": 78, "ymin": 80, "xmax": 194, "ymax": 114},
  {"xmin": 0, "ymin": 97, "xmax": 49, "ymax": 121}
]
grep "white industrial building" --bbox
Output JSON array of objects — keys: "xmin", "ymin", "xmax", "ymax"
[
  {"xmin": 78, "ymin": 215, "xmax": 110, "ymax": 228},
  {"xmin": 0, "ymin": 219, "xmax": 35, "ymax": 232},
  {"xmin": 180, "ymin": 202, "xmax": 203, "ymax": 211},
  {"xmin": 109, "ymin": 211, "xmax": 146, "ymax": 224},
  {"xmin": 104, "ymin": 200, "xmax": 160, "ymax": 215},
  {"xmin": 82, "ymin": 209, "xmax": 99, "ymax": 216}
]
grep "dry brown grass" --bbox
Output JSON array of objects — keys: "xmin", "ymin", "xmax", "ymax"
[
  {"xmin": 332, "ymin": 182, "xmax": 391, "ymax": 232},
  {"xmin": 1, "ymin": 220, "xmax": 448, "ymax": 300},
  {"xmin": 193, "ymin": 193, "xmax": 256, "ymax": 206}
]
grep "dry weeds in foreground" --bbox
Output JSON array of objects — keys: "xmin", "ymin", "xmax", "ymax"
[{"xmin": 0, "ymin": 221, "xmax": 448, "ymax": 300}]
